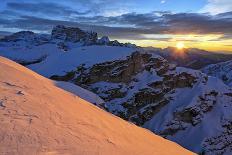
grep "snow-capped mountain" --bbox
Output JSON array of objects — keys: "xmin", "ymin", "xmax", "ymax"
[
  {"xmin": 0, "ymin": 25, "xmax": 232, "ymax": 154},
  {"xmin": 202, "ymin": 60, "xmax": 232, "ymax": 87},
  {"xmin": 0, "ymin": 56, "xmax": 194, "ymax": 155},
  {"xmin": 145, "ymin": 47, "xmax": 232, "ymax": 69}
]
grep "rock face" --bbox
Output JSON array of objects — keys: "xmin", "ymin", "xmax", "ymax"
[
  {"xmin": 98, "ymin": 36, "xmax": 110, "ymax": 45},
  {"xmin": 202, "ymin": 60, "xmax": 232, "ymax": 87},
  {"xmin": 50, "ymin": 51, "xmax": 232, "ymax": 154},
  {"xmin": 51, "ymin": 25, "xmax": 98, "ymax": 45}
]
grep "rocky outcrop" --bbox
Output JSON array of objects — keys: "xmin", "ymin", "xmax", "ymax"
[
  {"xmin": 97, "ymin": 36, "xmax": 110, "ymax": 45},
  {"xmin": 107, "ymin": 40, "xmax": 137, "ymax": 48},
  {"xmin": 202, "ymin": 119, "xmax": 232, "ymax": 155},
  {"xmin": 50, "ymin": 51, "xmax": 200, "ymax": 127},
  {"xmin": 51, "ymin": 51, "xmax": 170, "ymax": 84},
  {"xmin": 50, "ymin": 25, "xmax": 136, "ymax": 47},
  {"xmin": 161, "ymin": 90, "xmax": 218, "ymax": 136},
  {"xmin": 51, "ymin": 25, "xmax": 98, "ymax": 45},
  {"xmin": 16, "ymin": 55, "xmax": 47, "ymax": 66},
  {"xmin": 202, "ymin": 60, "xmax": 232, "ymax": 87},
  {"xmin": 57, "ymin": 42, "xmax": 69, "ymax": 51}
]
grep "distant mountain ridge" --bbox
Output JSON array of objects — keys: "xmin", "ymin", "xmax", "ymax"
[
  {"xmin": 0, "ymin": 25, "xmax": 137, "ymax": 51},
  {"xmin": 145, "ymin": 47, "xmax": 232, "ymax": 69}
]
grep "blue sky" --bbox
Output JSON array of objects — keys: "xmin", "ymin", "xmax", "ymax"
[{"xmin": 0, "ymin": 0, "xmax": 231, "ymax": 51}]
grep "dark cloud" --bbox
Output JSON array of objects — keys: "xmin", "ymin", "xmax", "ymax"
[
  {"xmin": 0, "ymin": 8, "xmax": 231, "ymax": 41},
  {"xmin": 72, "ymin": 11, "xmax": 232, "ymax": 35},
  {"xmin": 163, "ymin": 12, "xmax": 232, "ymax": 34},
  {"xmin": 7, "ymin": 2, "xmax": 90, "ymax": 16}
]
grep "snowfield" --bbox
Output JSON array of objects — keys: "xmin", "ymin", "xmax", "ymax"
[
  {"xmin": 0, "ymin": 44, "xmax": 136, "ymax": 77},
  {"xmin": 0, "ymin": 56, "xmax": 194, "ymax": 155}
]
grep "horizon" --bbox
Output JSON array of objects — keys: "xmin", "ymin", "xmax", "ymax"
[{"xmin": 0, "ymin": 0, "xmax": 231, "ymax": 52}]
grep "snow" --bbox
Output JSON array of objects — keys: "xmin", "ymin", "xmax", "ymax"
[
  {"xmin": 54, "ymin": 81, "xmax": 104, "ymax": 106},
  {"xmin": 202, "ymin": 60, "xmax": 232, "ymax": 87},
  {"xmin": 0, "ymin": 44, "xmax": 135, "ymax": 77},
  {"xmin": 0, "ymin": 56, "xmax": 194, "ymax": 155},
  {"xmin": 143, "ymin": 72, "xmax": 232, "ymax": 153}
]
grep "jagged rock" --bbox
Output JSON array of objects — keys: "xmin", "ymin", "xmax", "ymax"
[
  {"xmin": 52, "ymin": 52, "xmax": 168, "ymax": 85},
  {"xmin": 202, "ymin": 119, "xmax": 232, "ymax": 154},
  {"xmin": 84, "ymin": 31, "xmax": 98, "ymax": 45},
  {"xmin": 49, "ymin": 51, "xmax": 198, "ymax": 127},
  {"xmin": 98, "ymin": 36, "xmax": 110, "ymax": 45},
  {"xmin": 124, "ymin": 43, "xmax": 137, "ymax": 48},
  {"xmin": 203, "ymin": 60, "xmax": 232, "ymax": 87},
  {"xmin": 109, "ymin": 40, "xmax": 122, "ymax": 46},
  {"xmin": 57, "ymin": 42, "xmax": 68, "ymax": 51},
  {"xmin": 51, "ymin": 25, "xmax": 86, "ymax": 42},
  {"xmin": 51, "ymin": 25, "xmax": 98, "ymax": 45},
  {"xmin": 161, "ymin": 90, "xmax": 218, "ymax": 136}
]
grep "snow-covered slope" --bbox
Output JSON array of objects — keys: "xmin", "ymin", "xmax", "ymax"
[
  {"xmin": 202, "ymin": 60, "xmax": 232, "ymax": 87},
  {"xmin": 1, "ymin": 26, "xmax": 232, "ymax": 154},
  {"xmin": 0, "ymin": 56, "xmax": 194, "ymax": 155}
]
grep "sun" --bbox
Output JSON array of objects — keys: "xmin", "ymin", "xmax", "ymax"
[{"xmin": 176, "ymin": 42, "xmax": 185, "ymax": 50}]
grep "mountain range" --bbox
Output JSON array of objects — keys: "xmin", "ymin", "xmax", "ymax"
[
  {"xmin": 144, "ymin": 47, "xmax": 232, "ymax": 69},
  {"xmin": 1, "ymin": 25, "xmax": 232, "ymax": 155}
]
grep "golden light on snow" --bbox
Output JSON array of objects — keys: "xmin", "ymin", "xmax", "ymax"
[
  {"xmin": 176, "ymin": 42, "xmax": 185, "ymax": 50},
  {"xmin": 0, "ymin": 57, "xmax": 194, "ymax": 155}
]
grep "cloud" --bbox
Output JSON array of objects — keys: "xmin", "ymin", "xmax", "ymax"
[
  {"xmin": 162, "ymin": 12, "xmax": 232, "ymax": 34},
  {"xmin": 201, "ymin": 0, "xmax": 232, "ymax": 15},
  {"xmin": 0, "ymin": 10, "xmax": 231, "ymax": 41},
  {"xmin": 7, "ymin": 2, "xmax": 90, "ymax": 16},
  {"xmin": 161, "ymin": 0, "xmax": 166, "ymax": 4}
]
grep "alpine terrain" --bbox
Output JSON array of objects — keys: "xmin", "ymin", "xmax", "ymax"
[
  {"xmin": 0, "ymin": 56, "xmax": 195, "ymax": 154},
  {"xmin": 0, "ymin": 25, "xmax": 232, "ymax": 155}
]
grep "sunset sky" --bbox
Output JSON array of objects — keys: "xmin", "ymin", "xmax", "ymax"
[{"xmin": 0, "ymin": 0, "xmax": 231, "ymax": 52}]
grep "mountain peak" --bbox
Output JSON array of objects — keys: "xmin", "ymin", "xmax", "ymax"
[{"xmin": 51, "ymin": 25, "xmax": 97, "ymax": 43}]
